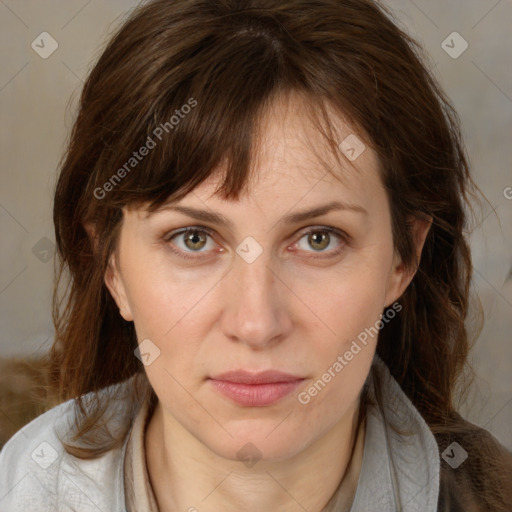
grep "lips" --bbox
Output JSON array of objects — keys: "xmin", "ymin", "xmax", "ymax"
[
  {"xmin": 209, "ymin": 370, "xmax": 305, "ymax": 407},
  {"xmin": 211, "ymin": 370, "xmax": 303, "ymax": 384}
]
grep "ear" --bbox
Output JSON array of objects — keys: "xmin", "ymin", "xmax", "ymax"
[
  {"xmin": 84, "ymin": 221, "xmax": 99, "ymax": 253},
  {"xmin": 84, "ymin": 222, "xmax": 133, "ymax": 321},
  {"xmin": 104, "ymin": 251, "xmax": 134, "ymax": 322},
  {"xmin": 384, "ymin": 214, "xmax": 432, "ymax": 307}
]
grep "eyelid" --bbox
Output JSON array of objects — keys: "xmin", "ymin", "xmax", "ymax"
[
  {"xmin": 295, "ymin": 225, "xmax": 347, "ymax": 240},
  {"xmin": 163, "ymin": 225, "xmax": 215, "ymax": 242}
]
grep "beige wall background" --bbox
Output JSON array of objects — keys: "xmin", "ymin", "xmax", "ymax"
[{"xmin": 0, "ymin": 0, "xmax": 511, "ymax": 449}]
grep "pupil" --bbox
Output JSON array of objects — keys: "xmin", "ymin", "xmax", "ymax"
[
  {"xmin": 310, "ymin": 232, "xmax": 328, "ymax": 250},
  {"xmin": 186, "ymin": 232, "xmax": 205, "ymax": 249}
]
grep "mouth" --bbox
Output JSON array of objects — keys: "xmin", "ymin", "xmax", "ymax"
[{"xmin": 208, "ymin": 370, "xmax": 306, "ymax": 407}]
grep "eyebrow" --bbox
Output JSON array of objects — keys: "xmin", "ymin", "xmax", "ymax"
[{"xmin": 149, "ymin": 200, "xmax": 367, "ymax": 228}]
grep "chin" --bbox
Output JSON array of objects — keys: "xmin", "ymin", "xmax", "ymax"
[{"xmin": 200, "ymin": 422, "xmax": 311, "ymax": 465}]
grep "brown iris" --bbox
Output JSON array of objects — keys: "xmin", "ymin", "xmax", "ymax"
[
  {"xmin": 308, "ymin": 231, "xmax": 330, "ymax": 251},
  {"xmin": 184, "ymin": 230, "xmax": 208, "ymax": 251}
]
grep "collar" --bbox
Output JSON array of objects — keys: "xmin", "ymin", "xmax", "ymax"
[
  {"xmin": 124, "ymin": 395, "xmax": 158, "ymax": 512},
  {"xmin": 347, "ymin": 354, "xmax": 440, "ymax": 511}
]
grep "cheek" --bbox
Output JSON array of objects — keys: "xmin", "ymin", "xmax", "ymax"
[
  {"xmin": 122, "ymin": 252, "xmax": 217, "ymax": 339},
  {"xmin": 121, "ymin": 258, "xmax": 223, "ymax": 393},
  {"xmin": 311, "ymin": 255, "xmax": 393, "ymax": 343},
  {"xmin": 296, "ymin": 250, "xmax": 393, "ymax": 402},
  {"xmin": 293, "ymin": 271, "xmax": 388, "ymax": 425}
]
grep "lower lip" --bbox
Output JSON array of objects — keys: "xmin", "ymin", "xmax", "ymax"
[{"xmin": 209, "ymin": 379, "xmax": 304, "ymax": 407}]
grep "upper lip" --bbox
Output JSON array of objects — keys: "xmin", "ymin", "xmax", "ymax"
[{"xmin": 210, "ymin": 370, "xmax": 304, "ymax": 384}]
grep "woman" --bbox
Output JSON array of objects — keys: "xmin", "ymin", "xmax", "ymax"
[{"xmin": 0, "ymin": 0, "xmax": 510, "ymax": 510}]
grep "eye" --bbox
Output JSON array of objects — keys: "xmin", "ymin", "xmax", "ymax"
[
  {"xmin": 163, "ymin": 225, "xmax": 347, "ymax": 262},
  {"xmin": 293, "ymin": 227, "xmax": 347, "ymax": 257},
  {"xmin": 164, "ymin": 227, "xmax": 218, "ymax": 260}
]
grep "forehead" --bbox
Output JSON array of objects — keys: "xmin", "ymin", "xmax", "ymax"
[{"xmin": 196, "ymin": 92, "xmax": 382, "ymax": 204}]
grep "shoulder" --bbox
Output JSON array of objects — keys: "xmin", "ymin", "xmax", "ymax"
[
  {"xmin": 0, "ymin": 382, "xmax": 133, "ymax": 512},
  {"xmin": 435, "ymin": 413, "xmax": 512, "ymax": 512},
  {"xmin": 369, "ymin": 356, "xmax": 512, "ymax": 511},
  {"xmin": 0, "ymin": 398, "xmax": 73, "ymax": 510}
]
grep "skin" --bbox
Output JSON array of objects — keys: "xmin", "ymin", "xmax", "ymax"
[{"xmin": 105, "ymin": 92, "xmax": 431, "ymax": 512}]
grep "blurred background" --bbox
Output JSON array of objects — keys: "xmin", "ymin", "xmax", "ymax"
[{"xmin": 0, "ymin": 0, "xmax": 511, "ymax": 449}]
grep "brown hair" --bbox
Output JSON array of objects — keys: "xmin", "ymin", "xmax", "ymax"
[{"xmin": 48, "ymin": 0, "xmax": 511, "ymax": 508}]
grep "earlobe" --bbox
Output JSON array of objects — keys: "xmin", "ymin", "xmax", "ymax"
[
  {"xmin": 384, "ymin": 215, "xmax": 432, "ymax": 307},
  {"xmin": 104, "ymin": 253, "xmax": 134, "ymax": 322}
]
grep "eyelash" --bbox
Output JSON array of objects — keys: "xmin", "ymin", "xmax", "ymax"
[{"xmin": 163, "ymin": 226, "xmax": 348, "ymax": 262}]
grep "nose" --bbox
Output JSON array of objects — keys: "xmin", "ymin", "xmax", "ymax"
[{"xmin": 219, "ymin": 250, "xmax": 292, "ymax": 350}]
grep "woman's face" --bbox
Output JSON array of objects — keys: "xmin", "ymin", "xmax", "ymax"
[{"xmin": 106, "ymin": 93, "xmax": 421, "ymax": 463}]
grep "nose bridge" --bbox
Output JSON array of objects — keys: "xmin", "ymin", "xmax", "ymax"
[{"xmin": 221, "ymin": 248, "xmax": 287, "ymax": 348}]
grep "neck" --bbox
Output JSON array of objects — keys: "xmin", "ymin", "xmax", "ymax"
[{"xmin": 145, "ymin": 400, "xmax": 364, "ymax": 512}]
